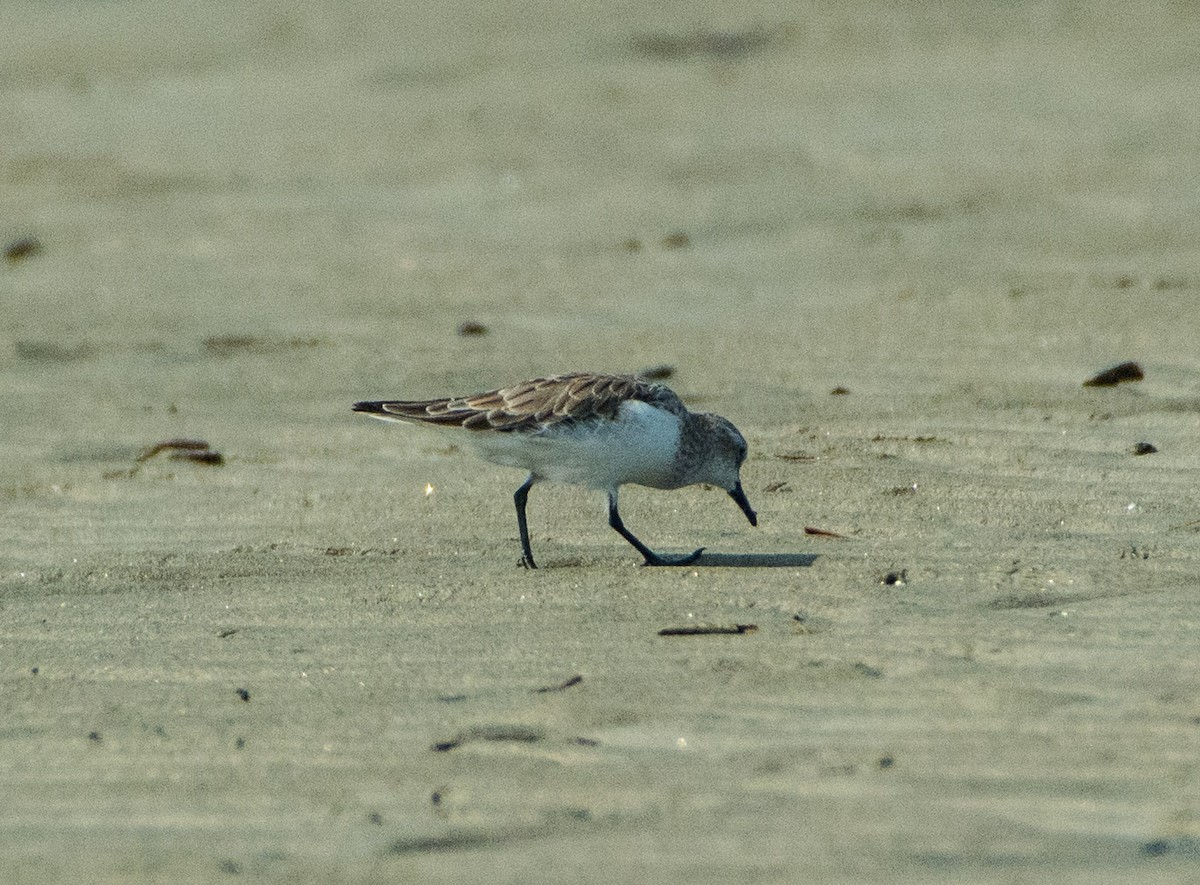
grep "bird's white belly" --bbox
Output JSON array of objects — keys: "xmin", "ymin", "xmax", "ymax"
[{"xmin": 471, "ymin": 400, "xmax": 682, "ymax": 490}]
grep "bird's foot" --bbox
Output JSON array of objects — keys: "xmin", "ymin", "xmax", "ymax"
[
  {"xmin": 642, "ymin": 547, "xmax": 705, "ymax": 567},
  {"xmin": 519, "ymin": 555, "xmax": 538, "ymax": 569}
]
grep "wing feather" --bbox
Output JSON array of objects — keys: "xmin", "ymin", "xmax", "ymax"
[{"xmin": 353, "ymin": 372, "xmax": 686, "ymax": 432}]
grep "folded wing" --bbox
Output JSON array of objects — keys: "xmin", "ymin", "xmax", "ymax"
[{"xmin": 352, "ymin": 372, "xmax": 686, "ymax": 432}]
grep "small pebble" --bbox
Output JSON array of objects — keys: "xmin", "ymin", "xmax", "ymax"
[
  {"xmin": 1083, "ymin": 361, "xmax": 1144, "ymax": 387},
  {"xmin": 4, "ymin": 236, "xmax": 42, "ymax": 262},
  {"xmin": 638, "ymin": 364, "xmax": 675, "ymax": 380},
  {"xmin": 1132, "ymin": 442, "xmax": 1158, "ymax": 456},
  {"xmin": 456, "ymin": 321, "xmax": 488, "ymax": 337}
]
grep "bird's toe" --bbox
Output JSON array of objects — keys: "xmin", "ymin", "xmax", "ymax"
[{"xmin": 642, "ymin": 547, "xmax": 705, "ymax": 567}]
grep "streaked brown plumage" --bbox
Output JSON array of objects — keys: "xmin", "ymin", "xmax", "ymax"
[{"xmin": 360, "ymin": 373, "xmax": 686, "ymax": 432}]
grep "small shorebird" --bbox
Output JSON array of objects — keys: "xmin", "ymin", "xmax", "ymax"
[{"xmin": 353, "ymin": 372, "xmax": 757, "ymax": 568}]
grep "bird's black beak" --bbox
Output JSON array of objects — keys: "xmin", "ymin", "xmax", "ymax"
[{"xmin": 729, "ymin": 482, "xmax": 757, "ymax": 527}]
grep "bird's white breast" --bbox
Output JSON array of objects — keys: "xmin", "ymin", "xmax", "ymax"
[{"xmin": 471, "ymin": 399, "xmax": 683, "ymax": 490}]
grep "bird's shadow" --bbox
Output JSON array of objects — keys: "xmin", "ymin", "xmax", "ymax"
[{"xmin": 690, "ymin": 552, "xmax": 818, "ymax": 568}]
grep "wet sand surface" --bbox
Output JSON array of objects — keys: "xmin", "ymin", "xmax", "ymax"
[{"xmin": 3, "ymin": 1, "xmax": 1200, "ymax": 882}]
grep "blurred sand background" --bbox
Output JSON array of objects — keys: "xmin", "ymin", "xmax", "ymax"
[{"xmin": 3, "ymin": 0, "xmax": 1200, "ymax": 881}]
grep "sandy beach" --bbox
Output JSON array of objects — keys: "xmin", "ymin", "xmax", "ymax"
[{"xmin": 3, "ymin": 1, "xmax": 1200, "ymax": 881}]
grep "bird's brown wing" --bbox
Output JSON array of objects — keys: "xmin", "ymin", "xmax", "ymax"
[{"xmin": 353, "ymin": 373, "xmax": 686, "ymax": 432}]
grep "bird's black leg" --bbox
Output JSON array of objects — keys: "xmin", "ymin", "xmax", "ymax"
[
  {"xmin": 514, "ymin": 474, "xmax": 538, "ymax": 569},
  {"xmin": 607, "ymin": 490, "xmax": 704, "ymax": 566}
]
